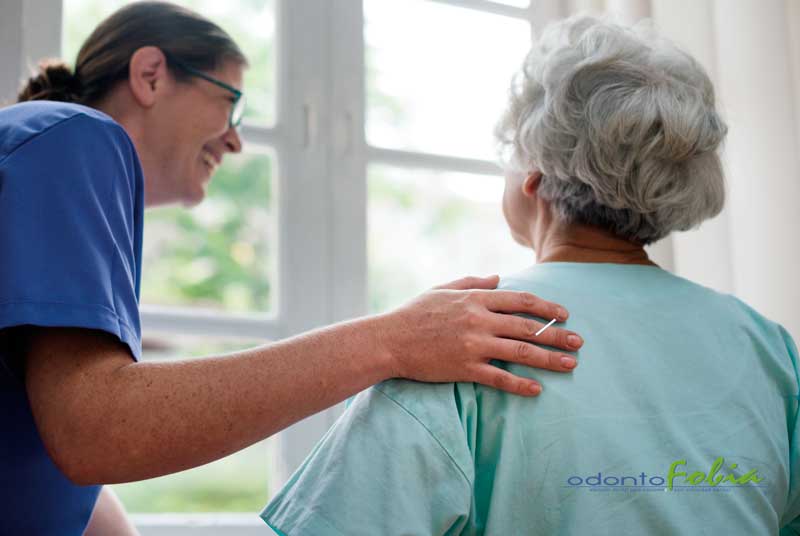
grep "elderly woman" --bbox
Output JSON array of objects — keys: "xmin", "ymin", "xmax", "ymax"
[{"xmin": 261, "ymin": 14, "xmax": 800, "ymax": 535}]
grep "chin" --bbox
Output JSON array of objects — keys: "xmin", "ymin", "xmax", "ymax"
[
  {"xmin": 181, "ymin": 182, "xmax": 208, "ymax": 207},
  {"xmin": 181, "ymin": 197, "xmax": 204, "ymax": 208},
  {"xmin": 181, "ymin": 164, "xmax": 213, "ymax": 206},
  {"xmin": 510, "ymin": 230, "xmax": 531, "ymax": 248},
  {"xmin": 185, "ymin": 192, "xmax": 206, "ymax": 207}
]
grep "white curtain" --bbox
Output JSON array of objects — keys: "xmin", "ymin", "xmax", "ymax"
[{"xmin": 561, "ymin": 0, "xmax": 800, "ymax": 340}]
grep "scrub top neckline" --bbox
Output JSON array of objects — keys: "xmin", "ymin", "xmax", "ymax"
[{"xmin": 532, "ymin": 261, "xmax": 664, "ymax": 269}]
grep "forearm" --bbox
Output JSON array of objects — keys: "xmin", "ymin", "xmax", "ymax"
[
  {"xmin": 43, "ymin": 314, "xmax": 394, "ymax": 485},
  {"xmin": 28, "ymin": 276, "xmax": 583, "ymax": 486}
]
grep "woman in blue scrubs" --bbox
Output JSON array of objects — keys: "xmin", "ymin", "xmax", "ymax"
[{"xmin": 0, "ymin": 2, "xmax": 586, "ymax": 534}]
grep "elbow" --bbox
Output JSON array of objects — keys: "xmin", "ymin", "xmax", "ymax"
[
  {"xmin": 60, "ymin": 452, "xmax": 103, "ymax": 487},
  {"xmin": 23, "ymin": 326, "xmax": 135, "ymax": 486},
  {"xmin": 62, "ymin": 463, "xmax": 99, "ymax": 487},
  {"xmin": 44, "ymin": 435, "xmax": 102, "ymax": 486},
  {"xmin": 34, "ymin": 411, "xmax": 109, "ymax": 486}
]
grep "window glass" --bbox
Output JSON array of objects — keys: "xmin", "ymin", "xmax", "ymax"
[
  {"xmin": 368, "ymin": 164, "xmax": 534, "ymax": 313},
  {"xmin": 141, "ymin": 152, "xmax": 275, "ymax": 313},
  {"xmin": 365, "ymin": 0, "xmax": 531, "ymax": 160}
]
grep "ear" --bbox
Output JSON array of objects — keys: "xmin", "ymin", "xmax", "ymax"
[
  {"xmin": 521, "ymin": 169, "xmax": 543, "ymax": 197},
  {"xmin": 127, "ymin": 46, "xmax": 171, "ymax": 108}
]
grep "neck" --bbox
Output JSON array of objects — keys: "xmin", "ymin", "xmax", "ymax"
[
  {"xmin": 93, "ymin": 92, "xmax": 164, "ymax": 208},
  {"xmin": 529, "ymin": 206, "xmax": 659, "ymax": 268}
]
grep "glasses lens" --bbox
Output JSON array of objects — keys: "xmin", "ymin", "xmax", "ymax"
[{"xmin": 231, "ymin": 94, "xmax": 246, "ymax": 127}]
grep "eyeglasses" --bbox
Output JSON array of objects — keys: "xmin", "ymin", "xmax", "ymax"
[{"xmin": 164, "ymin": 52, "xmax": 246, "ymax": 128}]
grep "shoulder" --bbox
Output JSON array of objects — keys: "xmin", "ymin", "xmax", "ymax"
[
  {"xmin": 0, "ymin": 101, "xmax": 142, "ymax": 201},
  {"xmin": 371, "ymin": 379, "xmax": 476, "ymax": 479},
  {"xmin": 0, "ymin": 101, "xmax": 133, "ymax": 165},
  {"xmin": 726, "ymin": 294, "xmax": 798, "ymax": 354},
  {"xmin": 726, "ymin": 292, "xmax": 779, "ymax": 322},
  {"xmin": 498, "ymin": 262, "xmax": 738, "ymax": 307},
  {"xmin": 373, "ymin": 378, "xmax": 461, "ymax": 420}
]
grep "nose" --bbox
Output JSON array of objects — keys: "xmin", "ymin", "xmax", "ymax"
[{"xmin": 222, "ymin": 125, "xmax": 243, "ymax": 154}]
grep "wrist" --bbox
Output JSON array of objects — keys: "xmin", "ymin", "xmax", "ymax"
[{"xmin": 357, "ymin": 311, "xmax": 402, "ymax": 381}]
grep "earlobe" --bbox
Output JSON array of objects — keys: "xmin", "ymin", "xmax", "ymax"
[{"xmin": 128, "ymin": 46, "xmax": 168, "ymax": 108}]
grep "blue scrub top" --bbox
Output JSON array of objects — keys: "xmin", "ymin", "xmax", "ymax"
[{"xmin": 0, "ymin": 101, "xmax": 144, "ymax": 535}]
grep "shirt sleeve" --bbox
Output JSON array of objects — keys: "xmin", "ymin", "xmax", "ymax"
[
  {"xmin": 780, "ymin": 325, "xmax": 800, "ymax": 533},
  {"xmin": 260, "ymin": 384, "xmax": 472, "ymax": 536},
  {"xmin": 0, "ymin": 113, "xmax": 143, "ymax": 361}
]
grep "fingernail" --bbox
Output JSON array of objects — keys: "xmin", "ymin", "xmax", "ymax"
[
  {"xmin": 568, "ymin": 335, "xmax": 582, "ymax": 348},
  {"xmin": 558, "ymin": 307, "xmax": 568, "ymax": 321},
  {"xmin": 529, "ymin": 382, "xmax": 542, "ymax": 395},
  {"xmin": 561, "ymin": 356, "xmax": 577, "ymax": 369}
]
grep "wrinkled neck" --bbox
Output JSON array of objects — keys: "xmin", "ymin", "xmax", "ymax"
[{"xmin": 529, "ymin": 207, "xmax": 658, "ymax": 267}]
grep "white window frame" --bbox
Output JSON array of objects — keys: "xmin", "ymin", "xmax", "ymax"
[{"xmin": 5, "ymin": 0, "xmax": 671, "ymax": 532}]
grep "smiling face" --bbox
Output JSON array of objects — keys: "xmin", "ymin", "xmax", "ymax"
[
  {"xmin": 110, "ymin": 48, "xmax": 247, "ymax": 209},
  {"xmin": 150, "ymin": 59, "xmax": 244, "ymax": 206}
]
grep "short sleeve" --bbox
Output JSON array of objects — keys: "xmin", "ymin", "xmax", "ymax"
[
  {"xmin": 0, "ymin": 113, "xmax": 143, "ymax": 361},
  {"xmin": 780, "ymin": 325, "xmax": 800, "ymax": 533},
  {"xmin": 261, "ymin": 385, "xmax": 472, "ymax": 536}
]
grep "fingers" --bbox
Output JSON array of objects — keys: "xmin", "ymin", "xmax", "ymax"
[
  {"xmin": 475, "ymin": 290, "xmax": 569, "ymax": 322},
  {"xmin": 487, "ymin": 337, "xmax": 578, "ymax": 373},
  {"xmin": 471, "ymin": 364, "xmax": 542, "ymax": 397},
  {"xmin": 433, "ymin": 275, "xmax": 499, "ymax": 291},
  {"xmin": 486, "ymin": 312, "xmax": 584, "ymax": 351}
]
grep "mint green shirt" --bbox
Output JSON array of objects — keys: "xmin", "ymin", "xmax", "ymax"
[{"xmin": 261, "ymin": 262, "xmax": 800, "ymax": 535}]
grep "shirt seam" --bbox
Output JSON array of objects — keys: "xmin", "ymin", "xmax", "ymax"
[{"xmin": 372, "ymin": 384, "xmax": 473, "ymax": 491}]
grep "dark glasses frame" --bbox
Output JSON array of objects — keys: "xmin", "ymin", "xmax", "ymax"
[{"xmin": 163, "ymin": 51, "xmax": 246, "ymax": 128}]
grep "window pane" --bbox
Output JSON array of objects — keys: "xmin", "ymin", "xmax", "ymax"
[
  {"xmin": 142, "ymin": 152, "xmax": 275, "ymax": 313},
  {"xmin": 63, "ymin": 0, "xmax": 276, "ymax": 126},
  {"xmin": 114, "ymin": 441, "xmax": 272, "ymax": 513},
  {"xmin": 365, "ymin": 0, "xmax": 531, "ymax": 160},
  {"xmin": 111, "ymin": 333, "xmax": 272, "ymax": 513},
  {"xmin": 368, "ymin": 165, "xmax": 533, "ymax": 313}
]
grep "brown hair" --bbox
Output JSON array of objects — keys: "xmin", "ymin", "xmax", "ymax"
[{"xmin": 17, "ymin": 1, "xmax": 247, "ymax": 105}]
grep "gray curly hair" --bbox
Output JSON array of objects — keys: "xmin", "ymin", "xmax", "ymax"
[{"xmin": 495, "ymin": 13, "xmax": 728, "ymax": 245}]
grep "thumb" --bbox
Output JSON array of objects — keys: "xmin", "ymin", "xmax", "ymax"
[{"xmin": 434, "ymin": 274, "xmax": 500, "ymax": 291}]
